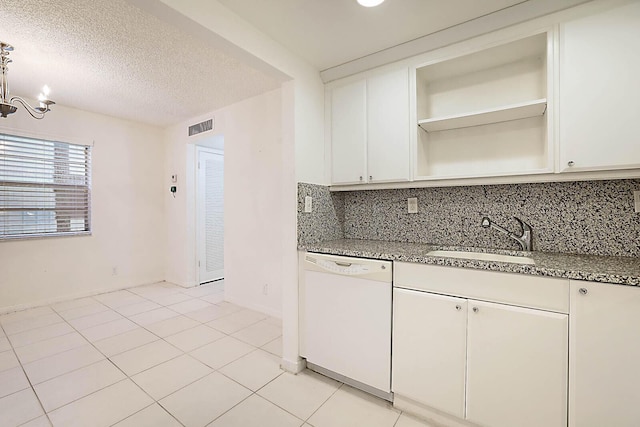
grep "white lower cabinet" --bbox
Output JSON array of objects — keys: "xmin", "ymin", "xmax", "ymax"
[
  {"xmin": 569, "ymin": 280, "xmax": 640, "ymax": 427},
  {"xmin": 465, "ymin": 300, "xmax": 568, "ymax": 427},
  {"xmin": 393, "ymin": 281, "xmax": 568, "ymax": 427},
  {"xmin": 392, "ymin": 289, "xmax": 468, "ymax": 418}
]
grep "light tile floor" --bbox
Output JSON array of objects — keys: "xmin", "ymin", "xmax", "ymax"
[{"xmin": 0, "ymin": 281, "xmax": 434, "ymax": 427}]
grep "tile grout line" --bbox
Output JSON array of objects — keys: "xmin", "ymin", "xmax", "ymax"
[
  {"xmin": 33, "ymin": 294, "xmax": 188, "ymax": 425},
  {"xmin": 2, "ymin": 283, "xmax": 292, "ymax": 427},
  {"xmin": 145, "ymin": 311, "xmax": 285, "ymax": 424},
  {"xmin": 106, "ymin": 401, "xmax": 186, "ymax": 427},
  {"xmin": 192, "ymin": 353, "xmax": 297, "ymax": 426},
  {"xmin": 37, "ymin": 303, "xmax": 187, "ymax": 422},
  {"xmin": 24, "ymin": 285, "xmax": 205, "ymax": 425},
  {"xmin": 185, "ymin": 386, "xmax": 255, "ymax": 426},
  {"xmin": 248, "ymin": 370, "xmax": 333, "ymax": 426},
  {"xmin": 0, "ymin": 320, "xmax": 52, "ymax": 426},
  {"xmin": 2, "ymin": 316, "xmax": 67, "ymax": 338},
  {"xmin": 304, "ymin": 381, "xmax": 345, "ymax": 424},
  {"xmin": 58, "ymin": 284, "xmax": 246, "ymax": 424}
]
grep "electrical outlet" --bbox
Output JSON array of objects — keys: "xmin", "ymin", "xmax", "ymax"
[
  {"xmin": 634, "ymin": 191, "xmax": 640, "ymax": 213},
  {"xmin": 112, "ymin": 266, "xmax": 118, "ymax": 276},
  {"xmin": 263, "ymin": 284, "xmax": 269, "ymax": 295},
  {"xmin": 304, "ymin": 196, "xmax": 313, "ymax": 213},
  {"xmin": 408, "ymin": 197, "xmax": 418, "ymax": 214}
]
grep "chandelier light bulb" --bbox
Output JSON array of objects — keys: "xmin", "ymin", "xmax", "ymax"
[
  {"xmin": 357, "ymin": 0, "xmax": 385, "ymax": 7},
  {"xmin": 0, "ymin": 42, "xmax": 55, "ymax": 119}
]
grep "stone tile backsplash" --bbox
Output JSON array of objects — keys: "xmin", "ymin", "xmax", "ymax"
[
  {"xmin": 298, "ymin": 179, "xmax": 640, "ymax": 257},
  {"xmin": 297, "ymin": 182, "xmax": 344, "ymax": 246}
]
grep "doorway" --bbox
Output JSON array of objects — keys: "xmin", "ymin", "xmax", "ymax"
[{"xmin": 196, "ymin": 144, "xmax": 224, "ymax": 284}]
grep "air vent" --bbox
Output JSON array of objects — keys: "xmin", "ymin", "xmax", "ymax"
[{"xmin": 188, "ymin": 118, "xmax": 214, "ymax": 136}]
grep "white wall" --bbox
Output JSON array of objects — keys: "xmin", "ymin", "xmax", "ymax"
[
  {"xmin": 164, "ymin": 89, "xmax": 285, "ymax": 317},
  {"xmin": 152, "ymin": 0, "xmax": 327, "ymax": 372},
  {"xmin": 0, "ymin": 104, "xmax": 166, "ymax": 312},
  {"xmin": 223, "ymin": 89, "xmax": 285, "ymax": 316},
  {"xmin": 149, "ymin": 0, "xmax": 327, "ymax": 185}
]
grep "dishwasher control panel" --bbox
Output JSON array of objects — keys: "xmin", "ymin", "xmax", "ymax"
[{"xmin": 304, "ymin": 253, "xmax": 392, "ymax": 282}]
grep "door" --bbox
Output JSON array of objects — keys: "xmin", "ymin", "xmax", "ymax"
[
  {"xmin": 559, "ymin": 1, "xmax": 640, "ymax": 172},
  {"xmin": 466, "ymin": 300, "xmax": 568, "ymax": 427},
  {"xmin": 197, "ymin": 148, "xmax": 224, "ymax": 283},
  {"xmin": 392, "ymin": 288, "xmax": 467, "ymax": 418},
  {"xmin": 331, "ymin": 79, "xmax": 367, "ymax": 185},
  {"xmin": 569, "ymin": 280, "xmax": 640, "ymax": 427},
  {"xmin": 367, "ymin": 68, "xmax": 410, "ymax": 183}
]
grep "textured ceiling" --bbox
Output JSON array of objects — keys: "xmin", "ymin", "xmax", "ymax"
[
  {"xmin": 0, "ymin": 0, "xmax": 285, "ymax": 127},
  {"xmin": 217, "ymin": 0, "xmax": 528, "ymax": 71}
]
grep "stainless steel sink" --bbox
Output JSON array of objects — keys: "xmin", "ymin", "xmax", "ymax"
[{"xmin": 427, "ymin": 250, "xmax": 535, "ymax": 265}]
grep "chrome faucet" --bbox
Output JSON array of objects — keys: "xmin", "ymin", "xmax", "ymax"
[{"xmin": 481, "ymin": 216, "xmax": 533, "ymax": 251}]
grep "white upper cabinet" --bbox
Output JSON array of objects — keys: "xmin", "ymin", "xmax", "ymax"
[
  {"xmin": 414, "ymin": 31, "xmax": 554, "ymax": 180},
  {"xmin": 367, "ymin": 69, "xmax": 410, "ymax": 183},
  {"xmin": 331, "ymin": 80, "xmax": 367, "ymax": 185},
  {"xmin": 559, "ymin": 1, "xmax": 640, "ymax": 172},
  {"xmin": 569, "ymin": 280, "xmax": 640, "ymax": 427},
  {"xmin": 327, "ymin": 1, "xmax": 640, "ymax": 189},
  {"xmin": 330, "ymin": 69, "xmax": 410, "ymax": 185}
]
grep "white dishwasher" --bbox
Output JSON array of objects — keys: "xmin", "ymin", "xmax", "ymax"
[{"xmin": 302, "ymin": 252, "xmax": 392, "ymax": 400}]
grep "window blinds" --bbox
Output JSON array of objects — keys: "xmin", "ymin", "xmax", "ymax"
[{"xmin": 0, "ymin": 133, "xmax": 91, "ymax": 239}]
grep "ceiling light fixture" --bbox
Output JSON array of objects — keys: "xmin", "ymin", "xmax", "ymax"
[
  {"xmin": 0, "ymin": 42, "xmax": 55, "ymax": 119},
  {"xmin": 357, "ymin": 0, "xmax": 385, "ymax": 7}
]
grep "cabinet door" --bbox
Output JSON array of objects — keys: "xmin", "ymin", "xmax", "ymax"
[
  {"xmin": 392, "ymin": 288, "xmax": 467, "ymax": 418},
  {"xmin": 559, "ymin": 1, "xmax": 640, "ymax": 172},
  {"xmin": 466, "ymin": 300, "xmax": 568, "ymax": 427},
  {"xmin": 367, "ymin": 69, "xmax": 410, "ymax": 183},
  {"xmin": 331, "ymin": 80, "xmax": 367, "ymax": 185},
  {"xmin": 569, "ymin": 281, "xmax": 640, "ymax": 427}
]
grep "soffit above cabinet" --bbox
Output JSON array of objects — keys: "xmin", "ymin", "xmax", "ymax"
[{"xmin": 219, "ymin": 0, "xmax": 592, "ymax": 81}]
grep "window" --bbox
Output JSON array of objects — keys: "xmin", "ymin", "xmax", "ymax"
[{"xmin": 0, "ymin": 133, "xmax": 91, "ymax": 240}]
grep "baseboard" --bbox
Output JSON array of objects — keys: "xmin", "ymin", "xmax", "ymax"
[
  {"xmin": 393, "ymin": 395, "xmax": 478, "ymax": 427},
  {"xmin": 174, "ymin": 283, "xmax": 194, "ymax": 289},
  {"xmin": 0, "ymin": 278, "xmax": 167, "ymax": 315},
  {"xmin": 163, "ymin": 275, "xmax": 194, "ymax": 289},
  {"xmin": 224, "ymin": 295, "xmax": 282, "ymax": 319},
  {"xmin": 281, "ymin": 356, "xmax": 306, "ymax": 374}
]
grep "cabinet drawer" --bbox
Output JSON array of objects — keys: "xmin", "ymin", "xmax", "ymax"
[{"xmin": 394, "ymin": 262, "xmax": 569, "ymax": 313}]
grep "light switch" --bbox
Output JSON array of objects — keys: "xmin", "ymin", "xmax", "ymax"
[
  {"xmin": 634, "ymin": 191, "xmax": 640, "ymax": 213},
  {"xmin": 408, "ymin": 197, "xmax": 418, "ymax": 214},
  {"xmin": 304, "ymin": 196, "xmax": 313, "ymax": 213}
]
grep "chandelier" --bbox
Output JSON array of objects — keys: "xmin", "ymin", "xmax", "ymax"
[{"xmin": 0, "ymin": 42, "xmax": 55, "ymax": 119}]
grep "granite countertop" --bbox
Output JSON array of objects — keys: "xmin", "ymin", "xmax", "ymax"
[{"xmin": 300, "ymin": 239, "xmax": 640, "ymax": 286}]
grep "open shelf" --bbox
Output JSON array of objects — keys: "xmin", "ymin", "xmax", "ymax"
[
  {"xmin": 418, "ymin": 99, "xmax": 547, "ymax": 133},
  {"xmin": 413, "ymin": 31, "xmax": 552, "ymax": 180}
]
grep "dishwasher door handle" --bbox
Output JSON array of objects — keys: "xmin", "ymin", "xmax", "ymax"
[{"xmin": 334, "ymin": 262, "xmax": 353, "ymax": 267}]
